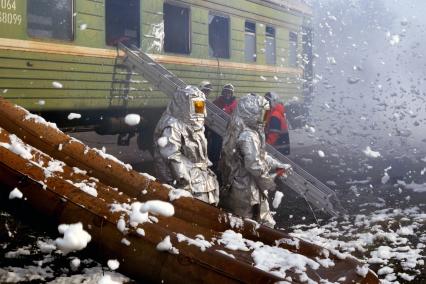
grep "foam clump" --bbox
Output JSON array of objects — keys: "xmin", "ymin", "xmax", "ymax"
[
  {"xmin": 140, "ymin": 200, "xmax": 175, "ymax": 217},
  {"xmin": 55, "ymin": 222, "xmax": 92, "ymax": 255},
  {"xmin": 9, "ymin": 188, "xmax": 23, "ymax": 200},
  {"xmin": 124, "ymin": 114, "xmax": 141, "ymax": 126}
]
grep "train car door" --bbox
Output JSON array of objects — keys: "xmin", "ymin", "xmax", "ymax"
[{"xmin": 105, "ymin": 0, "xmax": 140, "ymax": 47}]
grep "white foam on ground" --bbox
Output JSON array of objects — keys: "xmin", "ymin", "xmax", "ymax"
[
  {"xmin": 252, "ymin": 245, "xmax": 320, "ymax": 279},
  {"xmin": 107, "ymin": 259, "xmax": 120, "ymax": 271},
  {"xmin": 217, "ymin": 229, "xmax": 322, "ymax": 282},
  {"xmin": 290, "ymin": 207, "xmax": 425, "ymax": 282},
  {"xmin": 9, "ymin": 188, "xmax": 23, "ymax": 200},
  {"xmin": 54, "ymin": 223, "xmax": 91, "ymax": 255},
  {"xmin": 70, "ymin": 258, "xmax": 80, "ymax": 271},
  {"xmin": 47, "ymin": 267, "xmax": 128, "ymax": 284},
  {"xmin": 37, "ymin": 240, "xmax": 56, "ymax": 253}
]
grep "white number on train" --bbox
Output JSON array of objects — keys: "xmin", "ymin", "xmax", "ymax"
[
  {"xmin": 0, "ymin": 0, "xmax": 16, "ymax": 11},
  {"xmin": 0, "ymin": 12, "xmax": 21, "ymax": 25}
]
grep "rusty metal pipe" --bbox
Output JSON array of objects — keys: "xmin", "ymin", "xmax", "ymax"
[
  {"xmin": 0, "ymin": 97, "xmax": 307, "ymax": 244},
  {"xmin": 0, "ymin": 131, "xmax": 284, "ymax": 283},
  {"xmin": 0, "ymin": 98, "xmax": 379, "ymax": 283}
]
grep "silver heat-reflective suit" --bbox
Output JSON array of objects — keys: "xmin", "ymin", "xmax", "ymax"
[
  {"xmin": 153, "ymin": 86, "xmax": 219, "ymax": 205},
  {"xmin": 220, "ymin": 93, "xmax": 286, "ymax": 227}
]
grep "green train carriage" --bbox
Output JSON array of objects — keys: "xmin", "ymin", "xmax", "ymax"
[{"xmin": 0, "ymin": 0, "xmax": 313, "ymax": 148}]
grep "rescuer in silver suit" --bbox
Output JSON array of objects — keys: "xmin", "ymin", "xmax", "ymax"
[
  {"xmin": 153, "ymin": 86, "xmax": 219, "ymax": 205},
  {"xmin": 219, "ymin": 93, "xmax": 290, "ymax": 227}
]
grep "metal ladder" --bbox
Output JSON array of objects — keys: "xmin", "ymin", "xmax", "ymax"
[{"xmin": 118, "ymin": 43, "xmax": 343, "ymax": 216}]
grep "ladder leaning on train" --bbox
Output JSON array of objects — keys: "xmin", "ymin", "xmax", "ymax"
[{"xmin": 119, "ymin": 42, "xmax": 344, "ymax": 217}]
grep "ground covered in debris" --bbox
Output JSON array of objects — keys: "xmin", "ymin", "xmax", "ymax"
[{"xmin": 0, "ymin": 209, "xmax": 130, "ymax": 284}]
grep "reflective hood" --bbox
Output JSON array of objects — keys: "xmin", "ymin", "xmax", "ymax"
[
  {"xmin": 235, "ymin": 93, "xmax": 270, "ymax": 130},
  {"xmin": 166, "ymin": 86, "xmax": 206, "ymax": 128}
]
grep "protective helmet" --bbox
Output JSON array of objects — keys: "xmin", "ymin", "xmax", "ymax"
[
  {"xmin": 199, "ymin": 81, "xmax": 213, "ymax": 91},
  {"xmin": 223, "ymin": 83, "xmax": 235, "ymax": 93},
  {"xmin": 167, "ymin": 86, "xmax": 206, "ymax": 127}
]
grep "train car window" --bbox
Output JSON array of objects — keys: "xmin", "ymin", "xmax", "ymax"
[
  {"xmin": 105, "ymin": 0, "xmax": 140, "ymax": 47},
  {"xmin": 245, "ymin": 21, "xmax": 256, "ymax": 62},
  {"xmin": 265, "ymin": 26, "xmax": 276, "ymax": 65},
  {"xmin": 208, "ymin": 14, "xmax": 230, "ymax": 59},
  {"xmin": 163, "ymin": 3, "xmax": 191, "ymax": 54},
  {"xmin": 27, "ymin": 0, "xmax": 73, "ymax": 41},
  {"xmin": 289, "ymin": 31, "xmax": 298, "ymax": 67}
]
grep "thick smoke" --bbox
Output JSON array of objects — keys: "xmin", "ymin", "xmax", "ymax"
[{"xmin": 305, "ymin": 0, "xmax": 426, "ymax": 159}]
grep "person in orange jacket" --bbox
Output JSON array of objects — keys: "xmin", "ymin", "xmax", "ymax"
[{"xmin": 264, "ymin": 92, "xmax": 290, "ymax": 155}]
